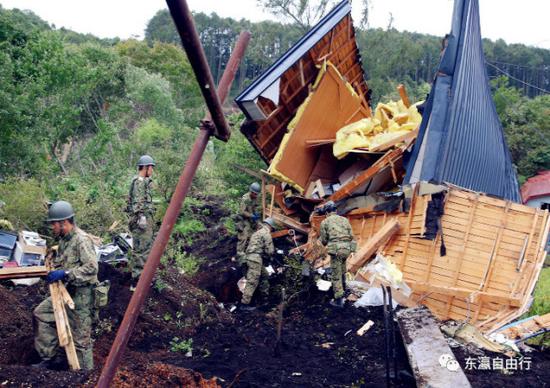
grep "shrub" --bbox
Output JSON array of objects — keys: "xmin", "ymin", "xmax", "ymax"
[{"xmin": 0, "ymin": 178, "xmax": 47, "ymax": 231}]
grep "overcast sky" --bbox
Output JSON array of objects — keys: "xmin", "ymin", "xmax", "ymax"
[{"xmin": 1, "ymin": 0, "xmax": 548, "ymax": 49}]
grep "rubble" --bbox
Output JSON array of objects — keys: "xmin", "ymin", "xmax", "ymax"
[{"xmin": 234, "ymin": 0, "xmax": 549, "ymax": 337}]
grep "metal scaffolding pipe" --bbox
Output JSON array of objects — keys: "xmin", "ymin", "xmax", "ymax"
[
  {"xmin": 96, "ymin": 19, "xmax": 251, "ymax": 388},
  {"xmin": 166, "ymin": 0, "xmax": 232, "ymax": 141}
]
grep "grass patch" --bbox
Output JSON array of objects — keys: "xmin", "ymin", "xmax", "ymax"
[{"xmin": 174, "ymin": 251, "xmax": 201, "ymax": 276}]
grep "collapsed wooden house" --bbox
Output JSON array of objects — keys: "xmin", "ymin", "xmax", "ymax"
[{"xmin": 235, "ymin": 0, "xmax": 549, "ymax": 334}]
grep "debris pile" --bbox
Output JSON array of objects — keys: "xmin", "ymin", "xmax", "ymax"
[{"xmin": 235, "ymin": 0, "xmax": 550, "ymax": 338}]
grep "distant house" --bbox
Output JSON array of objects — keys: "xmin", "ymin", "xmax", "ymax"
[
  {"xmin": 521, "ymin": 171, "xmax": 550, "ymax": 210},
  {"xmin": 522, "ymin": 171, "xmax": 550, "ymax": 251}
]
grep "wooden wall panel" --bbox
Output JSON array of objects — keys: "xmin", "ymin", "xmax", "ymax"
[{"xmin": 347, "ymin": 187, "xmax": 550, "ymax": 333}]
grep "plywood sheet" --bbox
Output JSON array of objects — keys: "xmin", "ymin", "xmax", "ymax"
[{"xmin": 270, "ymin": 64, "xmax": 370, "ymax": 192}]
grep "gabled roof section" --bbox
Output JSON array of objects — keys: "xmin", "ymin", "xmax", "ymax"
[
  {"xmin": 235, "ymin": 0, "xmax": 370, "ymax": 162},
  {"xmin": 404, "ymin": 0, "xmax": 521, "ymax": 202},
  {"xmin": 521, "ymin": 171, "xmax": 550, "ymax": 203}
]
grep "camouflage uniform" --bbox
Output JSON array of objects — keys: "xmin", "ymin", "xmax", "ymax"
[
  {"xmin": 127, "ymin": 176, "xmax": 155, "ymax": 279},
  {"xmin": 241, "ymin": 224, "xmax": 274, "ymax": 305},
  {"xmin": 34, "ymin": 227, "xmax": 98, "ymax": 370},
  {"xmin": 319, "ymin": 214, "xmax": 356, "ymax": 299},
  {"xmin": 235, "ymin": 192, "xmax": 259, "ymax": 263}
]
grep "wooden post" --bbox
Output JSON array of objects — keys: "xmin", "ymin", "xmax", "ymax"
[{"xmin": 261, "ymin": 174, "xmax": 266, "ymax": 221}]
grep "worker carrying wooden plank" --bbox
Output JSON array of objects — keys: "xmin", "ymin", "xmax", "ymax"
[
  {"xmin": 318, "ymin": 201, "xmax": 357, "ymax": 308},
  {"xmin": 32, "ymin": 200, "xmax": 99, "ymax": 371}
]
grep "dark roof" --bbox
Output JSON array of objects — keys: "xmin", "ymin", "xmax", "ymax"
[
  {"xmin": 404, "ymin": 0, "xmax": 521, "ymax": 202},
  {"xmin": 234, "ymin": 0, "xmax": 369, "ymax": 162}
]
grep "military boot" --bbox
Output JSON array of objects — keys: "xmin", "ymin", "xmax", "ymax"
[{"xmin": 329, "ymin": 297, "xmax": 345, "ymax": 308}]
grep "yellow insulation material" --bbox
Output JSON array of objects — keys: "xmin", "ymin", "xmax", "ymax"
[{"xmin": 333, "ymin": 99, "xmax": 422, "ymax": 159}]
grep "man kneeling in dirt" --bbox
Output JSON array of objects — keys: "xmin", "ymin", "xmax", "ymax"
[
  {"xmin": 33, "ymin": 201, "xmax": 98, "ymax": 370},
  {"xmin": 318, "ymin": 201, "xmax": 356, "ymax": 308},
  {"xmin": 239, "ymin": 217, "xmax": 276, "ymax": 311}
]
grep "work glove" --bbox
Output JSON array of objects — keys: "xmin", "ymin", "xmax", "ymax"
[
  {"xmin": 276, "ymin": 249, "xmax": 286, "ymax": 255},
  {"xmin": 251, "ymin": 213, "xmax": 260, "ymax": 222},
  {"xmin": 46, "ymin": 269, "xmax": 67, "ymax": 283},
  {"xmin": 138, "ymin": 215, "xmax": 147, "ymax": 229}
]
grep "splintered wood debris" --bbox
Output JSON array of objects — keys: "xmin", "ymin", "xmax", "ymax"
[{"xmin": 235, "ymin": 0, "xmax": 549, "ymax": 336}]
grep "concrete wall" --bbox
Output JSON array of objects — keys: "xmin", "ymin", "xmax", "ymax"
[{"xmin": 526, "ymin": 196, "xmax": 550, "ymax": 209}]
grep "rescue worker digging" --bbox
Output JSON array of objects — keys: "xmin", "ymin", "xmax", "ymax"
[
  {"xmin": 33, "ymin": 201, "xmax": 98, "ymax": 370},
  {"xmin": 318, "ymin": 201, "xmax": 356, "ymax": 308},
  {"xmin": 127, "ymin": 154, "xmax": 156, "ymax": 291},
  {"xmin": 239, "ymin": 217, "xmax": 276, "ymax": 311},
  {"xmin": 235, "ymin": 182, "xmax": 260, "ymax": 265}
]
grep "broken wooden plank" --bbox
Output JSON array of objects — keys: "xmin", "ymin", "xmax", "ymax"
[
  {"xmin": 231, "ymin": 163, "xmax": 262, "ymax": 179},
  {"xmin": 0, "ymin": 266, "xmax": 48, "ymax": 280},
  {"xmin": 329, "ymin": 146, "xmax": 404, "ymax": 202},
  {"xmin": 397, "ymin": 84, "xmax": 411, "ymax": 108},
  {"xmin": 305, "ymin": 138, "xmax": 335, "ymax": 148},
  {"xmin": 408, "ymin": 282, "xmax": 522, "ymax": 307},
  {"xmin": 495, "ymin": 313, "xmax": 550, "ymax": 341},
  {"xmin": 271, "ymin": 229, "xmax": 291, "ymax": 239},
  {"xmin": 396, "ymin": 307, "xmax": 471, "ymax": 388},
  {"xmin": 369, "ymin": 127, "xmax": 418, "ymax": 152},
  {"xmin": 347, "ymin": 219, "xmax": 399, "ymax": 273},
  {"xmin": 270, "ymin": 211, "xmax": 310, "ymax": 234}
]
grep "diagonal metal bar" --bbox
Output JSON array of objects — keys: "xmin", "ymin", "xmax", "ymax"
[{"xmin": 96, "ymin": 16, "xmax": 251, "ymax": 388}]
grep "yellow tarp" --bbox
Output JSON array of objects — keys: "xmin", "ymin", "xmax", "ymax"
[{"xmin": 333, "ymin": 99, "xmax": 422, "ymax": 159}]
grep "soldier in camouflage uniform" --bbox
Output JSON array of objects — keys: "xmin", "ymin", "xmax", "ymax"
[
  {"xmin": 319, "ymin": 201, "xmax": 356, "ymax": 308},
  {"xmin": 127, "ymin": 155, "xmax": 156, "ymax": 288},
  {"xmin": 33, "ymin": 201, "xmax": 98, "ymax": 370},
  {"xmin": 239, "ymin": 217, "xmax": 276, "ymax": 310},
  {"xmin": 235, "ymin": 182, "xmax": 260, "ymax": 264}
]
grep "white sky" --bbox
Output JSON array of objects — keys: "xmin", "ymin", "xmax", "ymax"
[{"xmin": 1, "ymin": 0, "xmax": 548, "ymax": 49}]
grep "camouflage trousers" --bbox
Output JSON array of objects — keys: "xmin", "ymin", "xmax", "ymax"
[
  {"xmin": 129, "ymin": 216, "xmax": 154, "ymax": 279},
  {"xmin": 329, "ymin": 250, "xmax": 349, "ymax": 299},
  {"xmin": 236, "ymin": 222, "xmax": 253, "ymax": 264},
  {"xmin": 33, "ymin": 287, "xmax": 94, "ymax": 370},
  {"xmin": 241, "ymin": 254, "xmax": 269, "ymax": 305}
]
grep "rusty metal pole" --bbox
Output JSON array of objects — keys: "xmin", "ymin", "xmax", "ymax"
[
  {"xmin": 166, "ymin": 0, "xmax": 232, "ymax": 141},
  {"xmin": 96, "ymin": 16, "xmax": 251, "ymax": 388}
]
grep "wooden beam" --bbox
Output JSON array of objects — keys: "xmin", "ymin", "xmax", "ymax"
[
  {"xmin": 347, "ymin": 219, "xmax": 400, "ymax": 273},
  {"xmin": 271, "ymin": 229, "xmax": 291, "ymax": 239},
  {"xmin": 231, "ymin": 163, "xmax": 262, "ymax": 179},
  {"xmin": 397, "ymin": 84, "xmax": 411, "ymax": 108},
  {"xmin": 369, "ymin": 127, "xmax": 418, "ymax": 152},
  {"xmin": 329, "ymin": 146, "xmax": 404, "ymax": 202},
  {"xmin": 0, "ymin": 266, "xmax": 48, "ymax": 280},
  {"xmin": 305, "ymin": 138, "xmax": 336, "ymax": 148},
  {"xmin": 270, "ymin": 212, "xmax": 310, "ymax": 234},
  {"xmin": 409, "ymin": 282, "xmax": 522, "ymax": 307}
]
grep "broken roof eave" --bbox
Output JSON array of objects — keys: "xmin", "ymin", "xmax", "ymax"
[{"xmin": 234, "ymin": 0, "xmax": 352, "ymax": 117}]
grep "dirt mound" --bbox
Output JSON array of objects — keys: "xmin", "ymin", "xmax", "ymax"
[
  {"xmin": 158, "ymin": 301, "xmax": 413, "ymax": 387},
  {"xmin": 0, "ymin": 260, "xmax": 230, "ymax": 386},
  {"xmin": 95, "ymin": 262, "xmax": 231, "ymax": 356},
  {"xmin": 112, "ymin": 362, "xmax": 219, "ymax": 387}
]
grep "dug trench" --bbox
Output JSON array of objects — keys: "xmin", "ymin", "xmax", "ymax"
[{"xmin": 0, "ymin": 195, "xmax": 548, "ymax": 387}]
